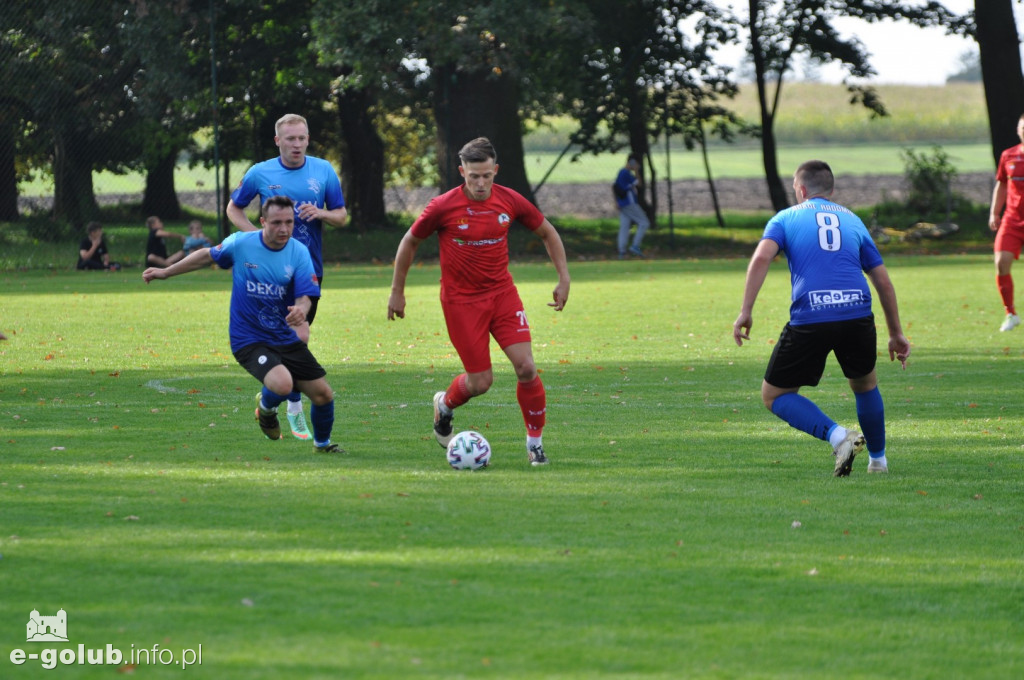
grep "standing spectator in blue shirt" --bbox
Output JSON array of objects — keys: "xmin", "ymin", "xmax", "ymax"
[
  {"xmin": 614, "ymin": 154, "xmax": 650, "ymax": 259},
  {"xmin": 733, "ymin": 160, "xmax": 910, "ymax": 476},
  {"xmin": 143, "ymin": 195, "xmax": 342, "ymax": 453},
  {"xmin": 226, "ymin": 113, "xmax": 347, "ymax": 441}
]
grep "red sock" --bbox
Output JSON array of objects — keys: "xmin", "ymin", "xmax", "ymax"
[
  {"xmin": 444, "ymin": 373, "xmax": 472, "ymax": 409},
  {"xmin": 997, "ymin": 274, "xmax": 1015, "ymax": 315},
  {"xmin": 516, "ymin": 376, "xmax": 546, "ymax": 437}
]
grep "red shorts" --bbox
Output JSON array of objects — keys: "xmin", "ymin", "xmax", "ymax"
[
  {"xmin": 995, "ymin": 223, "xmax": 1024, "ymax": 259},
  {"xmin": 441, "ymin": 287, "xmax": 532, "ymax": 373}
]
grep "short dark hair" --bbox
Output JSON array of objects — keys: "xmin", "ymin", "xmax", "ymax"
[
  {"xmin": 795, "ymin": 160, "xmax": 835, "ymax": 197},
  {"xmin": 86, "ymin": 221, "xmax": 102, "ymax": 234},
  {"xmin": 262, "ymin": 194, "xmax": 295, "ymax": 217},
  {"xmin": 458, "ymin": 137, "xmax": 497, "ymax": 165}
]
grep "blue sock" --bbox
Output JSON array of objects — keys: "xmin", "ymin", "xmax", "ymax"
[
  {"xmin": 771, "ymin": 392, "xmax": 836, "ymax": 441},
  {"xmin": 855, "ymin": 386, "xmax": 886, "ymax": 458},
  {"xmin": 310, "ymin": 400, "xmax": 335, "ymax": 444},
  {"xmin": 287, "ymin": 391, "xmax": 301, "ymax": 405},
  {"xmin": 261, "ymin": 386, "xmax": 286, "ymax": 411}
]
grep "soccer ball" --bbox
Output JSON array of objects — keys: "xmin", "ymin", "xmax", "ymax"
[{"xmin": 446, "ymin": 430, "xmax": 491, "ymax": 470}]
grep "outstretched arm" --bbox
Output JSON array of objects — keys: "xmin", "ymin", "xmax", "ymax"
[
  {"xmin": 142, "ymin": 248, "xmax": 214, "ymax": 283},
  {"xmin": 866, "ymin": 263, "xmax": 910, "ymax": 369},
  {"xmin": 733, "ymin": 239, "xmax": 780, "ymax": 346},
  {"xmin": 387, "ymin": 230, "xmax": 424, "ymax": 320},
  {"xmin": 535, "ymin": 219, "xmax": 570, "ymax": 311}
]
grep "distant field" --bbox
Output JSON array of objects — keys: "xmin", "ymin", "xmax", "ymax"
[{"xmin": 15, "ymin": 83, "xmax": 991, "ymax": 197}]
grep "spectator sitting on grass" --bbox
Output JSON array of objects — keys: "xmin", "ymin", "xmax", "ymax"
[
  {"xmin": 77, "ymin": 222, "xmax": 120, "ymax": 271},
  {"xmin": 183, "ymin": 219, "xmax": 213, "ymax": 255},
  {"xmin": 145, "ymin": 216, "xmax": 187, "ymax": 267}
]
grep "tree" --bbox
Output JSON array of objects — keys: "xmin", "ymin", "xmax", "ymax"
[
  {"xmin": 744, "ymin": 0, "xmax": 961, "ymax": 211},
  {"xmin": 566, "ymin": 1, "xmax": 738, "ymax": 222},
  {"xmin": 2, "ymin": 1, "xmax": 142, "ymax": 228},
  {"xmin": 971, "ymin": 0, "xmax": 1024, "ymax": 165},
  {"xmin": 315, "ymin": 1, "xmax": 592, "ymax": 205}
]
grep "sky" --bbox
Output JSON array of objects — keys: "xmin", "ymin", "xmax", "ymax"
[{"xmin": 710, "ymin": 0, "xmax": 1023, "ymax": 85}]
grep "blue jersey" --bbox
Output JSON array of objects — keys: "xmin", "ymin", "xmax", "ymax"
[
  {"xmin": 209, "ymin": 231, "xmax": 321, "ymax": 352},
  {"xmin": 763, "ymin": 198, "xmax": 884, "ymax": 325},
  {"xmin": 230, "ymin": 155, "xmax": 345, "ymax": 279}
]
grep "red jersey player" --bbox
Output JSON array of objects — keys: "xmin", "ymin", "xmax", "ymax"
[
  {"xmin": 387, "ymin": 137, "xmax": 571, "ymax": 466},
  {"xmin": 990, "ymin": 113, "xmax": 1024, "ymax": 332}
]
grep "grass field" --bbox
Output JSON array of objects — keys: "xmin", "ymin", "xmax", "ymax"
[{"xmin": 1, "ymin": 256, "xmax": 1022, "ymax": 679}]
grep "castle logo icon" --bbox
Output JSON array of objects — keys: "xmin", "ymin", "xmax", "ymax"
[{"xmin": 26, "ymin": 609, "xmax": 68, "ymax": 642}]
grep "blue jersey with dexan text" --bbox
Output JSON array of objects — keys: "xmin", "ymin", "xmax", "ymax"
[
  {"xmin": 763, "ymin": 197, "xmax": 884, "ymax": 326},
  {"xmin": 230, "ymin": 155, "xmax": 344, "ymax": 279},
  {"xmin": 208, "ymin": 231, "xmax": 321, "ymax": 352}
]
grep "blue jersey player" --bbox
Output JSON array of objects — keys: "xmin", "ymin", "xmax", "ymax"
[
  {"xmin": 733, "ymin": 160, "xmax": 910, "ymax": 476},
  {"xmin": 143, "ymin": 195, "xmax": 342, "ymax": 454},
  {"xmin": 227, "ymin": 113, "xmax": 347, "ymax": 441}
]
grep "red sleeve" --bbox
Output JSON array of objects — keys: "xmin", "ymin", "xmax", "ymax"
[
  {"xmin": 410, "ymin": 195, "xmax": 445, "ymax": 239},
  {"xmin": 505, "ymin": 186, "xmax": 545, "ymax": 230}
]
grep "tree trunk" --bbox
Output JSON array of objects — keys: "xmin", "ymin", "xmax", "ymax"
[
  {"xmin": 142, "ymin": 150, "xmax": 182, "ymax": 220},
  {"xmin": 975, "ymin": 0, "xmax": 1024, "ymax": 166},
  {"xmin": 220, "ymin": 153, "xmax": 232, "ymax": 240},
  {"xmin": 337, "ymin": 85, "xmax": 386, "ymax": 230},
  {"xmin": 433, "ymin": 65, "xmax": 535, "ymax": 204},
  {"xmin": 52, "ymin": 131, "xmax": 99, "ymax": 228},
  {"xmin": 0, "ymin": 122, "xmax": 18, "ymax": 221},
  {"xmin": 749, "ymin": 0, "xmax": 791, "ymax": 212},
  {"xmin": 627, "ymin": 89, "xmax": 656, "ymax": 223}
]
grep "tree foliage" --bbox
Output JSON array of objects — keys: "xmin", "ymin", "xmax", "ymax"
[
  {"xmin": 566, "ymin": 1, "xmax": 740, "ymax": 219},
  {"xmin": 745, "ymin": 0, "xmax": 962, "ymax": 211},
  {"xmin": 314, "ymin": 0, "xmax": 592, "ymax": 202}
]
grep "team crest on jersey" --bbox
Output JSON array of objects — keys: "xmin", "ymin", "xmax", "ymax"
[
  {"xmin": 457, "ymin": 220, "xmax": 470, "ymax": 230},
  {"xmin": 307, "ymin": 178, "xmax": 322, "ymax": 196},
  {"xmin": 285, "ymin": 265, "xmax": 294, "ymax": 278},
  {"xmin": 498, "ymin": 213, "xmax": 511, "ymax": 227}
]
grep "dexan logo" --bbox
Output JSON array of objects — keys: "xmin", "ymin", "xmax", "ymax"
[
  {"xmin": 246, "ymin": 281, "xmax": 287, "ymax": 298},
  {"xmin": 808, "ymin": 289, "xmax": 863, "ymax": 306}
]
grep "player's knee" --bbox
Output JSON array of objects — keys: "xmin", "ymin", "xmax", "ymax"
[
  {"xmin": 511, "ymin": 358, "xmax": 537, "ymax": 382},
  {"xmin": 467, "ymin": 373, "xmax": 493, "ymax": 395}
]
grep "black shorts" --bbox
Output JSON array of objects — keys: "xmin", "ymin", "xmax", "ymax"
[
  {"xmin": 233, "ymin": 342, "xmax": 327, "ymax": 384},
  {"xmin": 764, "ymin": 316, "xmax": 877, "ymax": 389}
]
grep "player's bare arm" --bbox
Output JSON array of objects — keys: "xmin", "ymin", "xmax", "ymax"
[
  {"xmin": 535, "ymin": 220, "xmax": 570, "ymax": 311},
  {"xmin": 287, "ymin": 296, "xmax": 312, "ymax": 326},
  {"xmin": 989, "ymin": 181, "xmax": 1007, "ymax": 232},
  {"xmin": 733, "ymin": 239, "xmax": 779, "ymax": 346},
  {"xmin": 142, "ymin": 248, "xmax": 214, "ymax": 283},
  {"xmin": 226, "ymin": 200, "xmax": 258, "ymax": 232},
  {"xmin": 866, "ymin": 264, "xmax": 910, "ymax": 369},
  {"xmin": 298, "ymin": 203, "xmax": 348, "ymax": 227},
  {"xmin": 387, "ymin": 230, "xmax": 424, "ymax": 320}
]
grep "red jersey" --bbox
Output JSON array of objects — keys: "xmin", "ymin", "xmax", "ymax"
[
  {"xmin": 411, "ymin": 184, "xmax": 545, "ymax": 302},
  {"xmin": 996, "ymin": 143, "xmax": 1024, "ymax": 230}
]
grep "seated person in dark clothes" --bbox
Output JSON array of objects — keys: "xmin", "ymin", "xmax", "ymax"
[
  {"xmin": 145, "ymin": 215, "xmax": 187, "ymax": 266},
  {"xmin": 77, "ymin": 222, "xmax": 120, "ymax": 270}
]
